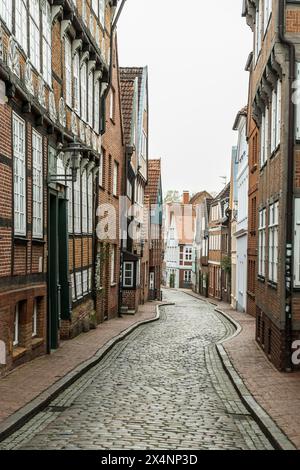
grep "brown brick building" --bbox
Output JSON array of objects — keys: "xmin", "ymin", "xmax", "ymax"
[
  {"xmin": 243, "ymin": 0, "xmax": 300, "ymax": 370},
  {"xmin": 145, "ymin": 159, "xmax": 163, "ymax": 301},
  {"xmin": 0, "ymin": 0, "xmax": 120, "ymax": 374},
  {"xmin": 208, "ymin": 184, "xmax": 231, "ymax": 303}
]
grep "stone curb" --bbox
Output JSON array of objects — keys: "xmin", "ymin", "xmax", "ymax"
[
  {"xmin": 0, "ymin": 303, "xmax": 173, "ymax": 443},
  {"xmin": 180, "ymin": 289, "xmax": 297, "ymax": 450}
]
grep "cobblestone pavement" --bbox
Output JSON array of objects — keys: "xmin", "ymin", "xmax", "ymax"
[{"xmin": 0, "ymin": 290, "xmax": 273, "ymax": 450}]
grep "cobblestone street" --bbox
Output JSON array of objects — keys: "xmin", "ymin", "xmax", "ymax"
[{"xmin": 0, "ymin": 290, "xmax": 273, "ymax": 450}]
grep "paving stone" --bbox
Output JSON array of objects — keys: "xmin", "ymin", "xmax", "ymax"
[{"xmin": 0, "ymin": 290, "xmax": 272, "ymax": 450}]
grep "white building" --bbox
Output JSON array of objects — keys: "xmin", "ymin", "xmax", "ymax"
[
  {"xmin": 233, "ymin": 107, "xmax": 248, "ymax": 312},
  {"xmin": 164, "ymin": 204, "xmax": 180, "ymax": 288}
]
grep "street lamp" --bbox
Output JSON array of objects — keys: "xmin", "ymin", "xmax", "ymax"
[{"xmin": 49, "ymin": 142, "xmax": 82, "ymax": 184}]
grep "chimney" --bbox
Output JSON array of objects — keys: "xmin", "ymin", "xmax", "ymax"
[{"xmin": 183, "ymin": 191, "xmax": 190, "ymax": 205}]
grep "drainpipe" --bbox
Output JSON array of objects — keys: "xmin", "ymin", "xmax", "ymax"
[{"xmin": 278, "ymin": 0, "xmax": 295, "ymax": 371}]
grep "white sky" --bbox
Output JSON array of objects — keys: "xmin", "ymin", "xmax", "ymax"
[{"xmin": 118, "ymin": 0, "xmax": 252, "ymax": 196}]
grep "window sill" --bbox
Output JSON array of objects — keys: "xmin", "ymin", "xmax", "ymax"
[
  {"xmin": 111, "ymin": 283, "xmax": 117, "ymax": 288},
  {"xmin": 258, "ymin": 276, "xmax": 265, "ymax": 283},
  {"xmin": 270, "ymin": 145, "xmax": 280, "ymax": 160},
  {"xmin": 32, "ymin": 238, "xmax": 46, "ymax": 245},
  {"xmin": 268, "ymin": 281, "xmax": 278, "ymax": 290},
  {"xmin": 31, "ymin": 337, "xmax": 44, "ymax": 349},
  {"xmin": 12, "ymin": 347, "xmax": 27, "ymax": 361},
  {"xmin": 14, "ymin": 237, "xmax": 30, "ymax": 245}
]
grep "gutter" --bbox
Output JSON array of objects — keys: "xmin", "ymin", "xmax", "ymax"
[{"xmin": 278, "ymin": 0, "xmax": 295, "ymax": 371}]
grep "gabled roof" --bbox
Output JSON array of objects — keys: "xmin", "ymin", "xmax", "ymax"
[
  {"xmin": 120, "ymin": 78, "xmax": 135, "ymax": 145},
  {"xmin": 233, "ymin": 106, "xmax": 248, "ymax": 130},
  {"xmin": 145, "ymin": 159, "xmax": 161, "ymax": 205},
  {"xmin": 120, "ymin": 67, "xmax": 144, "ymax": 107}
]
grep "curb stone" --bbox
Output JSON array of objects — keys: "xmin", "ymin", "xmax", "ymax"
[
  {"xmin": 0, "ymin": 303, "xmax": 174, "ymax": 443},
  {"xmin": 179, "ymin": 289, "xmax": 297, "ymax": 451}
]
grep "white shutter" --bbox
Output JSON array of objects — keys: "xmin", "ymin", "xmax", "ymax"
[{"xmin": 294, "ymin": 198, "xmax": 300, "ymax": 287}]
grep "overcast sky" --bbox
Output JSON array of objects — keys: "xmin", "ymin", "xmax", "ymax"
[{"xmin": 118, "ymin": 0, "xmax": 252, "ymax": 196}]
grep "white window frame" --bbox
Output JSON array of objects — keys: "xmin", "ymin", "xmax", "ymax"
[
  {"xmin": 32, "ymin": 129, "xmax": 43, "ymax": 239},
  {"xmin": 65, "ymin": 35, "xmax": 72, "ymax": 107},
  {"xmin": 123, "ymin": 262, "xmax": 134, "ymax": 288},
  {"xmin": 76, "ymin": 271, "xmax": 83, "ymax": 298},
  {"xmin": 0, "ymin": 0, "xmax": 12, "ymax": 31},
  {"xmin": 15, "ymin": 0, "xmax": 28, "ymax": 53},
  {"xmin": 113, "ymin": 161, "xmax": 118, "ymax": 196},
  {"xmin": 99, "ymin": 0, "xmax": 105, "ymax": 28},
  {"xmin": 260, "ymin": 108, "xmax": 269, "ymax": 167},
  {"xmin": 74, "ymin": 171, "xmax": 81, "ymax": 234},
  {"xmin": 32, "ymin": 299, "xmax": 38, "ymax": 338},
  {"xmin": 82, "ymin": 170, "xmax": 88, "ymax": 233},
  {"xmin": 268, "ymin": 202, "xmax": 279, "ymax": 284},
  {"xmin": 73, "ymin": 52, "xmax": 81, "ymax": 114},
  {"xmin": 271, "ymin": 80, "xmax": 281, "ymax": 153},
  {"xmin": 81, "ymin": 61, "xmax": 88, "ymax": 122},
  {"xmin": 88, "ymin": 172, "xmax": 93, "ymax": 234},
  {"xmin": 258, "ymin": 208, "xmax": 266, "ymax": 277},
  {"xmin": 29, "ymin": 0, "xmax": 41, "ymax": 72},
  {"xmin": 42, "ymin": 1, "xmax": 52, "ymax": 86},
  {"xmin": 111, "ymin": 245, "xmax": 116, "ymax": 285},
  {"xmin": 13, "ymin": 114, "xmax": 26, "ymax": 236},
  {"xmin": 264, "ymin": 0, "xmax": 272, "ymax": 34},
  {"xmin": 83, "ymin": 269, "xmax": 88, "ymax": 295},
  {"xmin": 13, "ymin": 304, "xmax": 20, "ymax": 347}
]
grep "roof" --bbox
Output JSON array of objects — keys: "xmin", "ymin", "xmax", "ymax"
[
  {"xmin": 120, "ymin": 67, "xmax": 144, "ymax": 107},
  {"xmin": 145, "ymin": 159, "xmax": 161, "ymax": 205},
  {"xmin": 189, "ymin": 191, "xmax": 212, "ymax": 205},
  {"xmin": 120, "ymin": 78, "xmax": 134, "ymax": 145},
  {"xmin": 233, "ymin": 106, "xmax": 248, "ymax": 130},
  {"xmin": 212, "ymin": 182, "xmax": 231, "ymax": 204}
]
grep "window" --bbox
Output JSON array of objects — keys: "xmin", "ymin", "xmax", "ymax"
[
  {"xmin": 264, "ymin": 0, "xmax": 272, "ymax": 33},
  {"xmin": 123, "ymin": 262, "xmax": 134, "ymax": 288},
  {"xmin": 83, "ymin": 270, "xmax": 88, "ymax": 295},
  {"xmin": 82, "ymin": 170, "xmax": 88, "ymax": 233},
  {"xmin": 254, "ymin": 1, "xmax": 262, "ymax": 63},
  {"xmin": 68, "ymin": 172, "xmax": 73, "ymax": 233},
  {"xmin": 76, "ymin": 271, "xmax": 83, "ymax": 298},
  {"xmin": 269, "ymin": 202, "xmax": 279, "ymax": 284},
  {"xmin": 42, "ymin": 1, "xmax": 52, "ymax": 85},
  {"xmin": 32, "ymin": 130, "xmax": 43, "ymax": 238},
  {"xmin": 71, "ymin": 273, "xmax": 76, "ymax": 301},
  {"xmin": 99, "ymin": 0, "xmax": 105, "ymax": 27},
  {"xmin": 29, "ymin": 0, "xmax": 41, "ymax": 71},
  {"xmin": 65, "ymin": 36, "xmax": 72, "ymax": 107},
  {"xmin": 88, "ymin": 71, "xmax": 94, "ymax": 127},
  {"xmin": 81, "ymin": 62, "xmax": 88, "ymax": 122},
  {"xmin": 74, "ymin": 171, "xmax": 81, "ymax": 233},
  {"xmin": 15, "ymin": 0, "xmax": 28, "ymax": 53},
  {"xmin": 141, "ymin": 131, "xmax": 147, "ymax": 159},
  {"xmin": 0, "ymin": 0, "xmax": 12, "ymax": 30},
  {"xmin": 110, "ymin": 88, "xmax": 115, "ymax": 121},
  {"xmin": 88, "ymin": 173, "xmax": 93, "ymax": 233},
  {"xmin": 294, "ymin": 198, "xmax": 300, "ymax": 287},
  {"xmin": 88, "ymin": 267, "xmax": 93, "ymax": 292},
  {"xmin": 252, "ymin": 133, "xmax": 258, "ymax": 167},
  {"xmin": 113, "ymin": 161, "xmax": 118, "ymax": 196},
  {"xmin": 13, "ymin": 114, "xmax": 26, "ymax": 236},
  {"xmin": 211, "ymin": 205, "xmax": 219, "ymax": 221},
  {"xmin": 271, "ymin": 81, "xmax": 281, "ymax": 153},
  {"xmin": 32, "ymin": 300, "xmax": 38, "ymax": 338},
  {"xmin": 260, "ymin": 108, "xmax": 269, "ymax": 167},
  {"xmin": 73, "ymin": 53, "xmax": 80, "ymax": 114},
  {"xmin": 258, "ymin": 208, "xmax": 266, "ymax": 277},
  {"xmin": 94, "ymin": 79, "xmax": 100, "ymax": 133},
  {"xmin": 184, "ymin": 247, "xmax": 193, "ymax": 261},
  {"xmin": 13, "ymin": 304, "xmax": 20, "ymax": 347},
  {"xmin": 111, "ymin": 245, "xmax": 116, "ymax": 285},
  {"xmin": 184, "ymin": 270, "xmax": 192, "ymax": 283}
]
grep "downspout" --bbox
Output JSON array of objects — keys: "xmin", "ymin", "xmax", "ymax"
[{"xmin": 278, "ymin": 0, "xmax": 295, "ymax": 371}]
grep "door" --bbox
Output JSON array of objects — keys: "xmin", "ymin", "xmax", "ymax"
[
  {"xmin": 48, "ymin": 193, "xmax": 59, "ymax": 350},
  {"xmin": 48, "ymin": 192, "xmax": 70, "ymax": 350}
]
